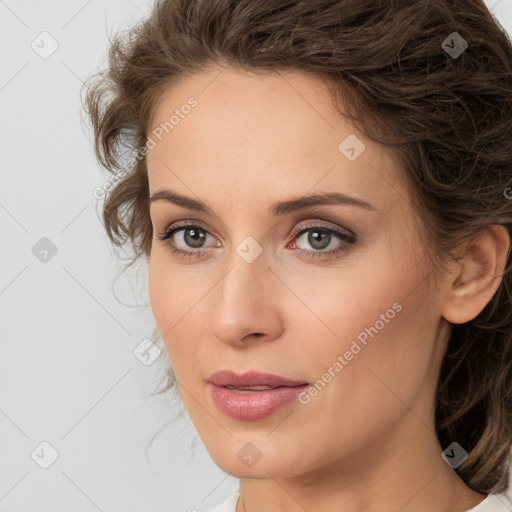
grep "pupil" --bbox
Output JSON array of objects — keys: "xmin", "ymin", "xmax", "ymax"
[
  {"xmin": 308, "ymin": 230, "xmax": 330, "ymax": 249},
  {"xmin": 184, "ymin": 228, "xmax": 206, "ymax": 248}
]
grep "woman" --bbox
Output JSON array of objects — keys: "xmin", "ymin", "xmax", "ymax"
[{"xmin": 84, "ymin": 0, "xmax": 512, "ymax": 510}]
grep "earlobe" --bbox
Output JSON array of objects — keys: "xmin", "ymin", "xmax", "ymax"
[{"xmin": 441, "ymin": 225, "xmax": 510, "ymax": 325}]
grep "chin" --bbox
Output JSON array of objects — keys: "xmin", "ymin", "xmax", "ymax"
[{"xmin": 205, "ymin": 439, "xmax": 309, "ymax": 479}]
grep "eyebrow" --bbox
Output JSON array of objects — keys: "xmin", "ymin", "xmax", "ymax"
[{"xmin": 149, "ymin": 188, "xmax": 377, "ymax": 216}]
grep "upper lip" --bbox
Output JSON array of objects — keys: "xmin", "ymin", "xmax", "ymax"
[{"xmin": 207, "ymin": 370, "xmax": 309, "ymax": 388}]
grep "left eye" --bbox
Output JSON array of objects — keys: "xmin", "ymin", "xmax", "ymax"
[
  {"xmin": 292, "ymin": 226, "xmax": 349, "ymax": 251},
  {"xmin": 287, "ymin": 225, "xmax": 356, "ymax": 259}
]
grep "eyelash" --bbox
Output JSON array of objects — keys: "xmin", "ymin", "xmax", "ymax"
[{"xmin": 155, "ymin": 221, "xmax": 356, "ymax": 260}]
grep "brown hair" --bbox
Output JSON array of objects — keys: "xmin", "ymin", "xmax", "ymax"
[{"xmin": 83, "ymin": 0, "xmax": 512, "ymax": 494}]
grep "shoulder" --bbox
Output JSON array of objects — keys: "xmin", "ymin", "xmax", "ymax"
[
  {"xmin": 465, "ymin": 493, "xmax": 512, "ymax": 511},
  {"xmin": 206, "ymin": 490, "xmax": 240, "ymax": 512}
]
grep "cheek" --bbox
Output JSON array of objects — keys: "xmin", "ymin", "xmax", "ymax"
[
  {"xmin": 148, "ymin": 253, "xmax": 212, "ymax": 379},
  {"xmin": 148, "ymin": 256, "xmax": 188, "ymax": 359},
  {"xmin": 294, "ymin": 240, "xmax": 435, "ymax": 393},
  {"xmin": 148, "ymin": 255, "xmax": 171, "ymax": 333},
  {"xmin": 289, "ymin": 245, "xmax": 420, "ymax": 347},
  {"xmin": 282, "ymin": 263, "xmax": 437, "ymax": 455}
]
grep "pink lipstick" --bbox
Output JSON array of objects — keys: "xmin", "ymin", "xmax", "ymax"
[{"xmin": 207, "ymin": 370, "xmax": 309, "ymax": 420}]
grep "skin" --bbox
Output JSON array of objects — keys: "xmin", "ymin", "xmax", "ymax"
[{"xmin": 146, "ymin": 66, "xmax": 510, "ymax": 512}]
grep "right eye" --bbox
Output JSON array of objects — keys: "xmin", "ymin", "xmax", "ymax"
[{"xmin": 156, "ymin": 223, "xmax": 220, "ymax": 259}]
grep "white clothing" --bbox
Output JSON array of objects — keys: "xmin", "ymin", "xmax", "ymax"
[{"xmin": 466, "ymin": 493, "xmax": 512, "ymax": 511}]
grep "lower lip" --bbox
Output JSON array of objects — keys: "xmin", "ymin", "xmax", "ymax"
[{"xmin": 208, "ymin": 383, "xmax": 309, "ymax": 420}]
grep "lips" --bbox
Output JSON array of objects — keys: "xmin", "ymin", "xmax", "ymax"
[
  {"xmin": 207, "ymin": 370, "xmax": 308, "ymax": 389},
  {"xmin": 207, "ymin": 370, "xmax": 310, "ymax": 420}
]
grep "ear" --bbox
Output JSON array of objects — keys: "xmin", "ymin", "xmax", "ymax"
[{"xmin": 442, "ymin": 225, "xmax": 511, "ymax": 324}]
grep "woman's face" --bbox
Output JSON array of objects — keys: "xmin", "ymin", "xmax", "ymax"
[{"xmin": 147, "ymin": 67, "xmax": 448, "ymax": 479}]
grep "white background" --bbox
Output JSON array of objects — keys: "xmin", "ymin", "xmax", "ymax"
[{"xmin": 1, "ymin": 0, "xmax": 511, "ymax": 510}]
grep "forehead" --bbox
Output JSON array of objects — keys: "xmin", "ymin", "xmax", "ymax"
[{"xmin": 146, "ymin": 67, "xmax": 407, "ymax": 214}]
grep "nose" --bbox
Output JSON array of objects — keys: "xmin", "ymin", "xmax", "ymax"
[{"xmin": 208, "ymin": 245, "xmax": 284, "ymax": 347}]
